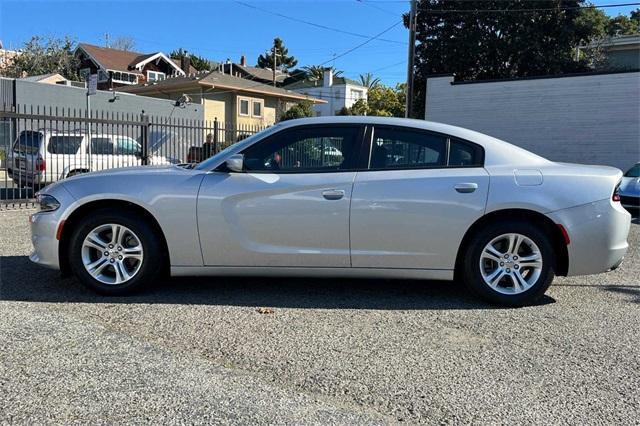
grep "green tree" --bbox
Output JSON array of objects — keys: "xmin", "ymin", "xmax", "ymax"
[
  {"xmin": 359, "ymin": 72, "xmax": 381, "ymax": 90},
  {"xmin": 280, "ymin": 101, "xmax": 314, "ymax": 121},
  {"xmin": 336, "ymin": 106, "xmax": 354, "ymax": 116},
  {"xmin": 367, "ymin": 84, "xmax": 406, "ymax": 117},
  {"xmin": 606, "ymin": 11, "xmax": 640, "ymax": 35},
  {"xmin": 351, "ymin": 99, "xmax": 370, "ymax": 115},
  {"xmin": 406, "ymin": 0, "xmax": 603, "ymax": 117},
  {"xmin": 257, "ymin": 38, "xmax": 298, "ymax": 71},
  {"xmin": 170, "ymin": 48, "xmax": 213, "ymax": 72},
  {"xmin": 2, "ymin": 36, "xmax": 80, "ymax": 80}
]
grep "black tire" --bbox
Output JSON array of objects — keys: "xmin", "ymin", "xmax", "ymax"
[
  {"xmin": 66, "ymin": 170, "xmax": 86, "ymax": 178},
  {"xmin": 68, "ymin": 208, "xmax": 164, "ymax": 295},
  {"xmin": 460, "ymin": 220, "xmax": 555, "ymax": 307}
]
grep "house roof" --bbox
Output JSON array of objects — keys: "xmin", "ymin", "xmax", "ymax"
[
  {"xmin": 283, "ymin": 76, "xmax": 365, "ymax": 90},
  {"xmin": 76, "ymin": 43, "xmax": 185, "ymax": 76},
  {"xmin": 21, "ymin": 73, "xmax": 67, "ymax": 82},
  {"xmin": 226, "ymin": 63, "xmax": 288, "ymax": 83},
  {"xmin": 118, "ymin": 70, "xmax": 326, "ymax": 103}
]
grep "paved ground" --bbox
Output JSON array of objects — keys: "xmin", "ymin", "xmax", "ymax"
[{"xmin": 1, "ymin": 209, "xmax": 638, "ymax": 424}]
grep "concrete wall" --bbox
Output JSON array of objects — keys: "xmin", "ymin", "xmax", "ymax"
[
  {"xmin": 425, "ymin": 72, "xmax": 640, "ymax": 171},
  {"xmin": 4, "ymin": 77, "xmax": 203, "ymax": 121}
]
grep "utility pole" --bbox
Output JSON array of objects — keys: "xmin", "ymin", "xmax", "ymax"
[
  {"xmin": 105, "ymin": 32, "xmax": 110, "ymax": 48},
  {"xmin": 405, "ymin": 0, "xmax": 417, "ymax": 118},
  {"xmin": 272, "ymin": 47, "xmax": 278, "ymax": 87}
]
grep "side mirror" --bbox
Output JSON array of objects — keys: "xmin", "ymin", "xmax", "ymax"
[{"xmin": 225, "ymin": 154, "xmax": 244, "ymax": 172}]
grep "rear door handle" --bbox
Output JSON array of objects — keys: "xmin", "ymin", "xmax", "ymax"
[
  {"xmin": 454, "ymin": 183, "xmax": 478, "ymax": 193},
  {"xmin": 322, "ymin": 189, "xmax": 345, "ymax": 200}
]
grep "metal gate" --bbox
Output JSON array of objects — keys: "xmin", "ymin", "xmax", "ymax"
[{"xmin": 0, "ymin": 103, "xmax": 266, "ymax": 209}]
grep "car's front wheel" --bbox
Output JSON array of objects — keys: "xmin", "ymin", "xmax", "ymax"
[
  {"xmin": 461, "ymin": 221, "xmax": 555, "ymax": 306},
  {"xmin": 68, "ymin": 208, "xmax": 163, "ymax": 295}
]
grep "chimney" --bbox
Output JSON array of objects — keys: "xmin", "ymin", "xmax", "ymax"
[
  {"xmin": 323, "ymin": 69, "xmax": 333, "ymax": 88},
  {"xmin": 180, "ymin": 56, "xmax": 191, "ymax": 74},
  {"xmin": 240, "ymin": 55, "xmax": 246, "ymax": 66}
]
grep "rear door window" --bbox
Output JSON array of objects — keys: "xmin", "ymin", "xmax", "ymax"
[
  {"xmin": 47, "ymin": 136, "xmax": 84, "ymax": 155},
  {"xmin": 369, "ymin": 127, "xmax": 446, "ymax": 170},
  {"xmin": 448, "ymin": 139, "xmax": 483, "ymax": 167}
]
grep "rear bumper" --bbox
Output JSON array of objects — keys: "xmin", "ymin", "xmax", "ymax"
[
  {"xmin": 620, "ymin": 195, "xmax": 639, "ymax": 210},
  {"xmin": 7, "ymin": 168, "xmax": 47, "ymax": 186},
  {"xmin": 547, "ymin": 199, "xmax": 631, "ymax": 276}
]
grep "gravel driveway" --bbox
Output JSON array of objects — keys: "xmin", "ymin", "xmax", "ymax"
[{"xmin": 1, "ymin": 209, "xmax": 638, "ymax": 424}]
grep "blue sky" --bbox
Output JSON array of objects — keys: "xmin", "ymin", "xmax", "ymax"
[{"xmin": 0, "ymin": 0, "xmax": 637, "ymax": 86}]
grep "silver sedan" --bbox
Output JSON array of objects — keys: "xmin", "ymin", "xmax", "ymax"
[{"xmin": 29, "ymin": 117, "xmax": 631, "ymax": 306}]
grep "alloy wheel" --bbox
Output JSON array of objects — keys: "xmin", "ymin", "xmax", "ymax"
[
  {"xmin": 81, "ymin": 223, "xmax": 144, "ymax": 285},
  {"xmin": 479, "ymin": 233, "xmax": 543, "ymax": 295}
]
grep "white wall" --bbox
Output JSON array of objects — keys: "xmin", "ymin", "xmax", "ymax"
[
  {"xmin": 425, "ymin": 72, "xmax": 640, "ymax": 170},
  {"xmin": 292, "ymin": 84, "xmax": 367, "ymax": 116}
]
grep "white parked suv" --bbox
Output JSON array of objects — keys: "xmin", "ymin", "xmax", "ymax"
[{"xmin": 8, "ymin": 129, "xmax": 173, "ymax": 187}]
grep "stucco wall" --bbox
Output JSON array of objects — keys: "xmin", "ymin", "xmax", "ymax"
[
  {"xmin": 425, "ymin": 72, "xmax": 640, "ymax": 171},
  {"xmin": 8, "ymin": 78, "xmax": 203, "ymax": 120}
]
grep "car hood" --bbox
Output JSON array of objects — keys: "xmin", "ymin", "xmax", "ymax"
[{"xmin": 64, "ymin": 164, "xmax": 198, "ymax": 180}]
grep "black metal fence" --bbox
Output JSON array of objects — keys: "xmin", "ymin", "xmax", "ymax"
[{"xmin": 0, "ymin": 103, "xmax": 267, "ymax": 208}]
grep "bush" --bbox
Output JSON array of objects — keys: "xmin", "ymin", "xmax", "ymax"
[{"xmin": 280, "ymin": 101, "xmax": 314, "ymax": 121}]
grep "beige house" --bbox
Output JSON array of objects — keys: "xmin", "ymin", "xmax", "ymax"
[
  {"xmin": 21, "ymin": 73, "xmax": 70, "ymax": 85},
  {"xmin": 119, "ymin": 70, "xmax": 325, "ymax": 127}
]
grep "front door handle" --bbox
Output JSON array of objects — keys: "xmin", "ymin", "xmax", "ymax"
[
  {"xmin": 454, "ymin": 183, "xmax": 478, "ymax": 193},
  {"xmin": 322, "ymin": 189, "xmax": 345, "ymax": 200}
]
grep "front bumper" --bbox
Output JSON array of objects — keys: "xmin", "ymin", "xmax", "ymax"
[
  {"xmin": 29, "ymin": 183, "xmax": 76, "ymax": 271},
  {"xmin": 547, "ymin": 198, "xmax": 631, "ymax": 276},
  {"xmin": 29, "ymin": 211, "xmax": 63, "ymax": 269}
]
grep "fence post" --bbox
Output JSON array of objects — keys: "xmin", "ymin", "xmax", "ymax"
[
  {"xmin": 213, "ymin": 117, "xmax": 219, "ymax": 154},
  {"xmin": 140, "ymin": 113, "xmax": 150, "ymax": 165}
]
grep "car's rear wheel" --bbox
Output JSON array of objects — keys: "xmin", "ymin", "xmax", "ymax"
[
  {"xmin": 69, "ymin": 208, "xmax": 163, "ymax": 295},
  {"xmin": 461, "ymin": 221, "xmax": 555, "ymax": 306}
]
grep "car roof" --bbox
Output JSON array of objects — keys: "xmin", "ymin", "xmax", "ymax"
[{"xmin": 276, "ymin": 117, "xmax": 549, "ymax": 167}]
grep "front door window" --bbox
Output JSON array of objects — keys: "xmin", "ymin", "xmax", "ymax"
[{"xmin": 242, "ymin": 126, "xmax": 361, "ymax": 173}]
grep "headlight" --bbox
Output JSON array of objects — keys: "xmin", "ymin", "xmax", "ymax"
[{"xmin": 35, "ymin": 194, "xmax": 60, "ymax": 212}]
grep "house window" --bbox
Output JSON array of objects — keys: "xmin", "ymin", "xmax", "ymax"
[
  {"xmin": 252, "ymin": 100, "xmax": 263, "ymax": 118},
  {"xmin": 79, "ymin": 68, "xmax": 91, "ymax": 80},
  {"xmin": 147, "ymin": 71, "xmax": 166, "ymax": 82},
  {"xmin": 238, "ymin": 98, "xmax": 250, "ymax": 116},
  {"xmin": 107, "ymin": 70, "xmax": 138, "ymax": 84},
  {"xmin": 350, "ymin": 89, "xmax": 364, "ymax": 101}
]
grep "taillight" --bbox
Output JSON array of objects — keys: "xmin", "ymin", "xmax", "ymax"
[
  {"xmin": 36, "ymin": 156, "xmax": 46, "ymax": 172},
  {"xmin": 612, "ymin": 181, "xmax": 621, "ymax": 202}
]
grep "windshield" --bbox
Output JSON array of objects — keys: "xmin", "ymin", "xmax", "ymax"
[
  {"xmin": 625, "ymin": 164, "xmax": 640, "ymax": 178},
  {"xmin": 195, "ymin": 124, "xmax": 281, "ymax": 170}
]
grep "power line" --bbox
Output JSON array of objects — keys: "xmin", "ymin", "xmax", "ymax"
[
  {"xmin": 233, "ymin": 0, "xmax": 407, "ymax": 45},
  {"xmin": 355, "ymin": 0, "xmax": 403, "ymax": 16},
  {"xmin": 136, "ymin": 23, "xmax": 406, "ymax": 103}
]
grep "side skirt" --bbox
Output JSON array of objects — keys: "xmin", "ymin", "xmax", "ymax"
[{"xmin": 170, "ymin": 266, "xmax": 454, "ymax": 281}]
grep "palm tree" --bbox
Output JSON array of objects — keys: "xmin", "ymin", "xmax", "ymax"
[
  {"xmin": 303, "ymin": 65, "xmax": 343, "ymax": 80},
  {"xmin": 359, "ymin": 72, "xmax": 381, "ymax": 90}
]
